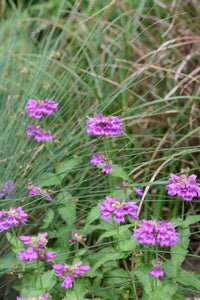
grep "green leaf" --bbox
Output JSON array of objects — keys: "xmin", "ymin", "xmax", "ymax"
[
  {"xmin": 97, "ymin": 163, "xmax": 132, "ymax": 181},
  {"xmin": 0, "ymin": 251, "xmax": 20, "ymax": 269},
  {"xmin": 104, "ymin": 268, "xmax": 129, "ymax": 285},
  {"xmin": 37, "ymin": 172, "xmax": 60, "ymax": 187},
  {"xmin": 97, "ymin": 224, "xmax": 132, "ymax": 243},
  {"xmin": 58, "ymin": 202, "xmax": 76, "ymax": 225},
  {"xmin": 6, "ymin": 232, "xmax": 24, "ymax": 250},
  {"xmin": 171, "ymin": 239, "xmax": 188, "ymax": 268},
  {"xmin": 56, "ymin": 157, "xmax": 81, "ymax": 180},
  {"xmin": 14, "ymin": 273, "xmax": 38, "ymax": 291},
  {"xmin": 18, "ymin": 288, "xmax": 43, "ymax": 298},
  {"xmin": 41, "ymin": 209, "xmax": 54, "ymax": 229},
  {"xmin": 64, "ymin": 278, "xmax": 89, "ymax": 299},
  {"xmin": 184, "ymin": 215, "xmax": 200, "ymax": 227},
  {"xmin": 87, "ymin": 247, "xmax": 122, "ymax": 277},
  {"xmin": 134, "ymin": 264, "xmax": 153, "ymax": 294},
  {"xmin": 118, "ymin": 238, "xmax": 138, "ymax": 256},
  {"xmin": 111, "ymin": 188, "xmax": 133, "ymax": 201},
  {"xmin": 86, "ymin": 205, "xmax": 101, "ymax": 225},
  {"xmin": 177, "ymin": 270, "xmax": 200, "ymax": 289},
  {"xmin": 36, "ymin": 270, "xmax": 56, "ymax": 290}
]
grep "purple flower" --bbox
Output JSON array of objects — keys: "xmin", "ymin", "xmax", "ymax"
[
  {"xmin": 40, "ymin": 251, "xmax": 56, "ymax": 263},
  {"xmin": 27, "ymin": 184, "xmax": 52, "ymax": 201},
  {"xmin": 26, "ymin": 98, "xmax": 58, "ymax": 119},
  {"xmin": 134, "ymin": 188, "xmax": 144, "ymax": 196},
  {"xmin": 102, "ymin": 163, "xmax": 113, "ymax": 174},
  {"xmin": 90, "ymin": 155, "xmax": 105, "ymax": 166},
  {"xmin": 0, "ymin": 207, "xmax": 28, "ymax": 231},
  {"xmin": 148, "ymin": 266, "xmax": 164, "ymax": 278},
  {"xmin": 61, "ymin": 274, "xmax": 73, "ymax": 289},
  {"xmin": 166, "ymin": 173, "xmax": 200, "ymax": 201},
  {"xmin": 16, "ymin": 293, "xmax": 49, "ymax": 300},
  {"xmin": 53, "ymin": 261, "xmax": 90, "ymax": 289},
  {"xmin": 99, "ymin": 196, "xmax": 138, "ymax": 224},
  {"xmin": 18, "ymin": 247, "xmax": 38, "ymax": 263},
  {"xmin": 0, "ymin": 181, "xmax": 16, "ymax": 199},
  {"xmin": 27, "ymin": 125, "xmax": 52, "ymax": 142},
  {"xmin": 69, "ymin": 231, "xmax": 87, "ymax": 243},
  {"xmin": 132, "ymin": 219, "xmax": 179, "ymax": 247},
  {"xmin": 18, "ymin": 232, "xmax": 55, "ymax": 263},
  {"xmin": 86, "ymin": 114, "xmax": 123, "ymax": 137}
]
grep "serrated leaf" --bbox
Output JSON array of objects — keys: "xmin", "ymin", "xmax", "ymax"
[
  {"xmin": 87, "ymin": 247, "xmax": 122, "ymax": 277},
  {"xmin": 6, "ymin": 232, "xmax": 24, "ymax": 250},
  {"xmin": 36, "ymin": 270, "xmax": 56, "ymax": 290},
  {"xmin": 134, "ymin": 264, "xmax": 153, "ymax": 294},
  {"xmin": 18, "ymin": 288, "xmax": 43, "ymax": 298},
  {"xmin": 14, "ymin": 274, "xmax": 38, "ymax": 291},
  {"xmin": 0, "ymin": 251, "xmax": 20, "ymax": 269},
  {"xmin": 38, "ymin": 172, "xmax": 60, "ymax": 187},
  {"xmin": 177, "ymin": 270, "xmax": 200, "ymax": 289},
  {"xmin": 184, "ymin": 215, "xmax": 200, "ymax": 227},
  {"xmin": 171, "ymin": 240, "xmax": 188, "ymax": 268},
  {"xmin": 56, "ymin": 157, "xmax": 81, "ymax": 180},
  {"xmin": 58, "ymin": 202, "xmax": 76, "ymax": 225},
  {"xmin": 111, "ymin": 188, "xmax": 133, "ymax": 200},
  {"xmin": 104, "ymin": 268, "xmax": 129, "ymax": 284},
  {"xmin": 86, "ymin": 205, "xmax": 101, "ymax": 225},
  {"xmin": 97, "ymin": 224, "xmax": 132, "ymax": 243},
  {"xmin": 97, "ymin": 163, "xmax": 132, "ymax": 181},
  {"xmin": 41, "ymin": 209, "xmax": 54, "ymax": 229}
]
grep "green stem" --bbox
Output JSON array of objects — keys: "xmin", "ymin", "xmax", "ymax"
[
  {"xmin": 73, "ymin": 279, "xmax": 80, "ymax": 300},
  {"xmin": 104, "ymin": 136, "xmax": 113, "ymax": 197},
  {"xmin": 43, "ymin": 119, "xmax": 65, "ymax": 200},
  {"xmin": 11, "ymin": 226, "xmax": 19, "ymax": 250},
  {"xmin": 37, "ymin": 259, "xmax": 44, "ymax": 290},
  {"xmin": 116, "ymin": 224, "xmax": 136, "ymax": 297}
]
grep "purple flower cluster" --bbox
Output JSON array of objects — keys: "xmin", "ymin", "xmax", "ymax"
[
  {"xmin": 148, "ymin": 266, "xmax": 164, "ymax": 279},
  {"xmin": 99, "ymin": 196, "xmax": 138, "ymax": 224},
  {"xmin": 27, "ymin": 125, "xmax": 53, "ymax": 142},
  {"xmin": 17, "ymin": 294, "xmax": 49, "ymax": 300},
  {"xmin": 0, "ymin": 181, "xmax": 16, "ymax": 199},
  {"xmin": 86, "ymin": 114, "xmax": 123, "ymax": 137},
  {"xmin": 102, "ymin": 163, "xmax": 113, "ymax": 174},
  {"xmin": 26, "ymin": 98, "xmax": 58, "ymax": 142},
  {"xmin": 26, "ymin": 98, "xmax": 58, "ymax": 119},
  {"xmin": 69, "ymin": 231, "xmax": 87, "ymax": 244},
  {"xmin": 90, "ymin": 155, "xmax": 105, "ymax": 166},
  {"xmin": 53, "ymin": 260, "xmax": 90, "ymax": 289},
  {"xmin": 27, "ymin": 184, "xmax": 52, "ymax": 201},
  {"xmin": 166, "ymin": 173, "xmax": 200, "ymax": 201},
  {"xmin": 133, "ymin": 219, "xmax": 179, "ymax": 247},
  {"xmin": 90, "ymin": 154, "xmax": 113, "ymax": 174},
  {"xmin": 0, "ymin": 207, "xmax": 28, "ymax": 231},
  {"xmin": 18, "ymin": 232, "xmax": 56, "ymax": 263}
]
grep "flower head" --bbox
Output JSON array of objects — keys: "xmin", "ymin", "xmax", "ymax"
[
  {"xmin": 90, "ymin": 155, "xmax": 105, "ymax": 166},
  {"xmin": 16, "ymin": 293, "xmax": 49, "ymax": 300},
  {"xmin": 18, "ymin": 232, "xmax": 56, "ymax": 263},
  {"xmin": 166, "ymin": 173, "xmax": 200, "ymax": 201},
  {"xmin": 148, "ymin": 266, "xmax": 164, "ymax": 279},
  {"xmin": 86, "ymin": 114, "xmax": 123, "ymax": 137},
  {"xmin": 26, "ymin": 98, "xmax": 58, "ymax": 119},
  {"xmin": 102, "ymin": 163, "xmax": 113, "ymax": 174},
  {"xmin": 99, "ymin": 196, "xmax": 138, "ymax": 224},
  {"xmin": 27, "ymin": 125, "xmax": 52, "ymax": 142},
  {"xmin": 69, "ymin": 231, "xmax": 87, "ymax": 243},
  {"xmin": 0, "ymin": 207, "xmax": 28, "ymax": 231},
  {"xmin": 53, "ymin": 261, "xmax": 90, "ymax": 289},
  {"xmin": 132, "ymin": 219, "xmax": 179, "ymax": 247},
  {"xmin": 134, "ymin": 188, "xmax": 144, "ymax": 196},
  {"xmin": 27, "ymin": 184, "xmax": 52, "ymax": 201},
  {"xmin": 0, "ymin": 181, "xmax": 16, "ymax": 199}
]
